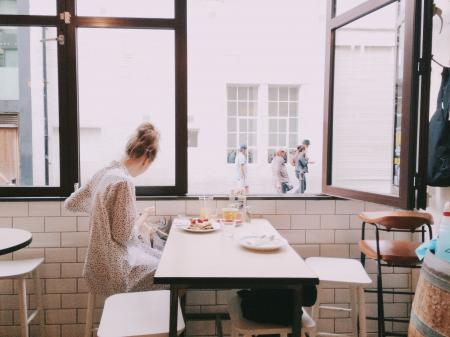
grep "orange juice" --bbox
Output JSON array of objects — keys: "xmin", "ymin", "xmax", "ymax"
[{"xmin": 222, "ymin": 208, "xmax": 238, "ymax": 221}]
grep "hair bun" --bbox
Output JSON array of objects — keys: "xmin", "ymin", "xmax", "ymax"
[{"xmin": 126, "ymin": 122, "xmax": 160, "ymax": 162}]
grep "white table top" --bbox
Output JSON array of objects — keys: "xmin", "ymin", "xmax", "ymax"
[
  {"xmin": 0, "ymin": 228, "xmax": 32, "ymax": 255},
  {"xmin": 155, "ymin": 219, "xmax": 318, "ymax": 285}
]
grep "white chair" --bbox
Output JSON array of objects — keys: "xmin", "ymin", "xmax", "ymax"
[
  {"xmin": 97, "ymin": 290, "xmax": 185, "ymax": 337},
  {"xmin": 0, "ymin": 258, "xmax": 45, "ymax": 337},
  {"xmin": 305, "ymin": 257, "xmax": 372, "ymax": 337},
  {"xmin": 227, "ymin": 291, "xmax": 317, "ymax": 337}
]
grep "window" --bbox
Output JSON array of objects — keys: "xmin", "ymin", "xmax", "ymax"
[
  {"xmin": 227, "ymin": 85, "xmax": 258, "ymax": 164},
  {"xmin": 323, "ymin": 0, "xmax": 430, "ymax": 209},
  {"xmin": 0, "ymin": 113, "xmax": 19, "ymax": 185},
  {"xmin": 268, "ymin": 86, "xmax": 300, "ymax": 163}
]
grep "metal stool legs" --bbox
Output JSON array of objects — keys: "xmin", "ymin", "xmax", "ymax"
[{"xmin": 84, "ymin": 292, "xmax": 96, "ymax": 337}]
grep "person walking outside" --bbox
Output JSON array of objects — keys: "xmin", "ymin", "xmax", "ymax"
[
  {"xmin": 292, "ymin": 139, "xmax": 314, "ymax": 193},
  {"xmin": 235, "ymin": 144, "xmax": 249, "ymax": 194},
  {"xmin": 271, "ymin": 149, "xmax": 293, "ymax": 193}
]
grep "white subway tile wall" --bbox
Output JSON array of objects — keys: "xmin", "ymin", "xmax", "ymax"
[{"xmin": 0, "ymin": 200, "xmax": 414, "ymax": 337}]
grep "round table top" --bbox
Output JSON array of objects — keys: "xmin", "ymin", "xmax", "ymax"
[{"xmin": 0, "ymin": 228, "xmax": 32, "ymax": 256}]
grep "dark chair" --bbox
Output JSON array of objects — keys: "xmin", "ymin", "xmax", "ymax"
[{"xmin": 358, "ymin": 210, "xmax": 433, "ymax": 337}]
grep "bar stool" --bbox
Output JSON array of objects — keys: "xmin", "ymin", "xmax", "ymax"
[
  {"xmin": 226, "ymin": 291, "xmax": 317, "ymax": 337},
  {"xmin": 306, "ymin": 257, "xmax": 372, "ymax": 337},
  {"xmin": 0, "ymin": 258, "xmax": 45, "ymax": 337},
  {"xmin": 358, "ymin": 210, "xmax": 433, "ymax": 337},
  {"xmin": 97, "ymin": 290, "xmax": 185, "ymax": 337}
]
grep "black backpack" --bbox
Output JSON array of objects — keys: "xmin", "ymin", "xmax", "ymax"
[{"xmin": 428, "ymin": 67, "xmax": 450, "ymax": 187}]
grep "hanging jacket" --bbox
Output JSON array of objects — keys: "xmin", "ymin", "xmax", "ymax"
[{"xmin": 428, "ymin": 67, "xmax": 450, "ymax": 187}]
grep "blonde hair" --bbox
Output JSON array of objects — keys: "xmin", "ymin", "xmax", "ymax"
[{"xmin": 125, "ymin": 122, "xmax": 160, "ymax": 163}]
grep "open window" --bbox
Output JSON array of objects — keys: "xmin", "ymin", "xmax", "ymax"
[{"xmin": 322, "ymin": 0, "xmax": 431, "ymax": 209}]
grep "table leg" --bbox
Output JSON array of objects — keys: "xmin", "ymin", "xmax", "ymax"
[
  {"xmin": 169, "ymin": 285, "xmax": 179, "ymax": 337},
  {"xmin": 292, "ymin": 285, "xmax": 303, "ymax": 337}
]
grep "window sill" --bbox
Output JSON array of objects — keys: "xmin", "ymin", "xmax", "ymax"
[{"xmin": 0, "ymin": 194, "xmax": 343, "ymax": 202}]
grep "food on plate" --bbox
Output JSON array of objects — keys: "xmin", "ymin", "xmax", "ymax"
[{"xmin": 187, "ymin": 218, "xmax": 214, "ymax": 231}]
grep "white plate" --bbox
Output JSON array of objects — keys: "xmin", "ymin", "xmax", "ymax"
[
  {"xmin": 179, "ymin": 221, "xmax": 221, "ymax": 233},
  {"xmin": 239, "ymin": 234, "xmax": 287, "ymax": 251}
]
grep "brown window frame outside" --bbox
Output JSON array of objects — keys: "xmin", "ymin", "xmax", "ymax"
[
  {"xmin": 0, "ymin": 0, "xmax": 188, "ymax": 198},
  {"xmin": 322, "ymin": 0, "xmax": 432, "ymax": 210}
]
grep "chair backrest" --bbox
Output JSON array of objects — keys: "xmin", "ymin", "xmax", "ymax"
[
  {"xmin": 358, "ymin": 211, "xmax": 433, "ymax": 230},
  {"xmin": 409, "ymin": 253, "xmax": 450, "ymax": 337}
]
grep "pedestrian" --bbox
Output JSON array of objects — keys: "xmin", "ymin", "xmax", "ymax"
[
  {"xmin": 235, "ymin": 144, "xmax": 249, "ymax": 194},
  {"xmin": 271, "ymin": 149, "xmax": 293, "ymax": 193},
  {"xmin": 292, "ymin": 139, "xmax": 313, "ymax": 193}
]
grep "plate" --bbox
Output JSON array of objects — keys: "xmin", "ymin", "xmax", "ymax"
[
  {"xmin": 239, "ymin": 234, "xmax": 287, "ymax": 251},
  {"xmin": 179, "ymin": 221, "xmax": 221, "ymax": 233}
]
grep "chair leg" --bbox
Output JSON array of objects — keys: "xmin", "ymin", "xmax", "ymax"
[
  {"xmin": 17, "ymin": 278, "xmax": 29, "ymax": 337},
  {"xmin": 350, "ymin": 286, "xmax": 358, "ymax": 337},
  {"xmin": 84, "ymin": 292, "xmax": 95, "ymax": 337},
  {"xmin": 311, "ymin": 285, "xmax": 320, "ymax": 322},
  {"xmin": 375, "ymin": 229, "xmax": 385, "ymax": 337},
  {"xmin": 32, "ymin": 269, "xmax": 45, "ymax": 335},
  {"xmin": 358, "ymin": 287, "xmax": 367, "ymax": 337},
  {"xmin": 230, "ymin": 326, "xmax": 239, "ymax": 337}
]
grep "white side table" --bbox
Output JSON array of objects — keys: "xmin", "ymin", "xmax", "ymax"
[{"xmin": 0, "ymin": 228, "xmax": 32, "ymax": 255}]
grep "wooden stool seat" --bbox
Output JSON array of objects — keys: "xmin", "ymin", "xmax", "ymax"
[
  {"xmin": 359, "ymin": 240, "xmax": 421, "ymax": 265},
  {"xmin": 358, "ymin": 211, "xmax": 433, "ymax": 230}
]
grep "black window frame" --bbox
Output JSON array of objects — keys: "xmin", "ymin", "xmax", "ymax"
[
  {"xmin": 0, "ymin": 0, "xmax": 187, "ymax": 198},
  {"xmin": 322, "ymin": 0, "xmax": 432, "ymax": 210}
]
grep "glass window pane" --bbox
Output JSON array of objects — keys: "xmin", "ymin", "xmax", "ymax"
[
  {"xmin": 267, "ymin": 149, "xmax": 276, "ymax": 164},
  {"xmin": 248, "ymin": 133, "xmax": 256, "ymax": 146},
  {"xmin": 78, "ymin": 28, "xmax": 175, "ymax": 186},
  {"xmin": 279, "ymin": 87, "xmax": 288, "ymax": 101},
  {"xmin": 239, "ymin": 119, "xmax": 247, "ymax": 132},
  {"xmin": 279, "ymin": 102, "xmax": 288, "ymax": 117},
  {"xmin": 289, "ymin": 87, "xmax": 298, "ymax": 101},
  {"xmin": 248, "ymin": 86, "xmax": 256, "ymax": 100},
  {"xmin": 269, "ymin": 119, "xmax": 277, "ymax": 132},
  {"xmin": 0, "ymin": 27, "xmax": 60, "ymax": 187},
  {"xmin": 289, "ymin": 134, "xmax": 298, "ymax": 148},
  {"xmin": 227, "ymin": 87, "xmax": 237, "ymax": 100},
  {"xmin": 227, "ymin": 101, "xmax": 237, "ymax": 116},
  {"xmin": 248, "ymin": 101, "xmax": 257, "ymax": 116},
  {"xmin": 269, "ymin": 133, "xmax": 277, "ymax": 147},
  {"xmin": 278, "ymin": 134, "xmax": 286, "ymax": 147},
  {"xmin": 279, "ymin": 119, "xmax": 287, "ymax": 132},
  {"xmin": 238, "ymin": 87, "xmax": 247, "ymax": 100},
  {"xmin": 289, "ymin": 102, "xmax": 298, "ymax": 116},
  {"xmin": 268, "ymin": 87, "xmax": 278, "ymax": 101},
  {"xmin": 289, "ymin": 118, "xmax": 298, "ymax": 132},
  {"xmin": 227, "ymin": 133, "xmax": 237, "ymax": 147},
  {"xmin": 239, "ymin": 133, "xmax": 246, "ymax": 146},
  {"xmin": 77, "ymin": 0, "xmax": 174, "ymax": 18},
  {"xmin": 0, "ymin": 0, "xmax": 56, "ymax": 15},
  {"xmin": 227, "ymin": 117, "xmax": 237, "ymax": 132},
  {"xmin": 331, "ymin": 1, "xmax": 404, "ymax": 196},
  {"xmin": 238, "ymin": 101, "xmax": 247, "ymax": 116},
  {"xmin": 248, "ymin": 119, "xmax": 257, "ymax": 132},
  {"xmin": 269, "ymin": 102, "xmax": 278, "ymax": 117}
]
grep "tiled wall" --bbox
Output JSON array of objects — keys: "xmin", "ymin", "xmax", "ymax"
[{"xmin": 0, "ymin": 199, "xmax": 414, "ymax": 337}]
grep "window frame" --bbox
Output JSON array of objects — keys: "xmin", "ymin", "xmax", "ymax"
[
  {"xmin": 0, "ymin": 0, "xmax": 188, "ymax": 198},
  {"xmin": 322, "ymin": 0, "xmax": 430, "ymax": 209}
]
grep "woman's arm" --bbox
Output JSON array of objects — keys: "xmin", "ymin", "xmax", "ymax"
[{"xmin": 64, "ymin": 183, "xmax": 92, "ymax": 213}]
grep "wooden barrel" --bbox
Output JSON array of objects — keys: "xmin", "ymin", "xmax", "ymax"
[{"xmin": 409, "ymin": 252, "xmax": 450, "ymax": 337}]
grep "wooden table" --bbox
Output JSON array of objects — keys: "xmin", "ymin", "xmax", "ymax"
[
  {"xmin": 0, "ymin": 228, "xmax": 32, "ymax": 255},
  {"xmin": 154, "ymin": 219, "xmax": 319, "ymax": 337}
]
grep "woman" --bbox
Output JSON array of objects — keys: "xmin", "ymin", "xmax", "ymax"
[
  {"xmin": 292, "ymin": 145, "xmax": 308, "ymax": 194},
  {"xmin": 65, "ymin": 123, "xmax": 164, "ymax": 295},
  {"xmin": 271, "ymin": 149, "xmax": 292, "ymax": 193}
]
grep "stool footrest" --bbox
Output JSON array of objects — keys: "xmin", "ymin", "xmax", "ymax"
[
  {"xmin": 319, "ymin": 305, "xmax": 352, "ymax": 312},
  {"xmin": 384, "ymin": 333, "xmax": 407, "ymax": 337},
  {"xmin": 364, "ymin": 289, "xmax": 414, "ymax": 295},
  {"xmin": 366, "ymin": 316, "xmax": 409, "ymax": 323},
  {"xmin": 317, "ymin": 333, "xmax": 353, "ymax": 337}
]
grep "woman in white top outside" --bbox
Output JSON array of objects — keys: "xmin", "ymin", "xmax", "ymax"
[{"xmin": 65, "ymin": 123, "xmax": 165, "ymax": 295}]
